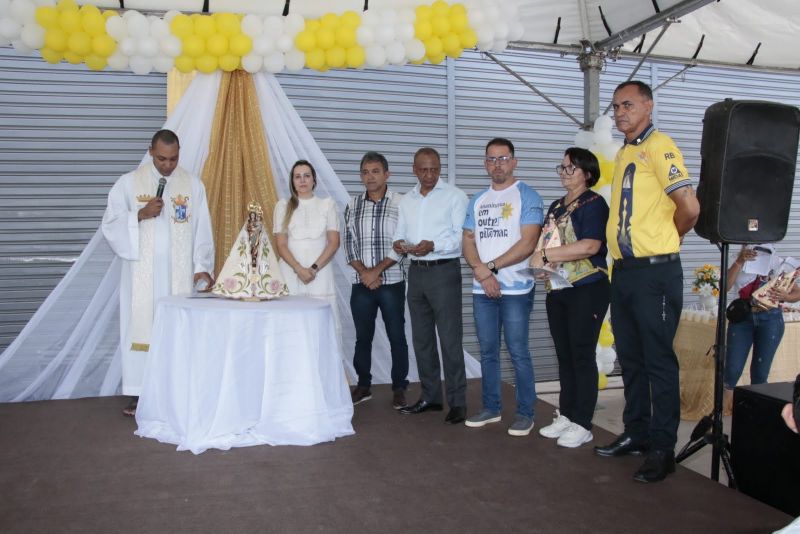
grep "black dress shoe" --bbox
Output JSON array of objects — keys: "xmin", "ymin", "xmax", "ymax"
[
  {"xmin": 444, "ymin": 406, "xmax": 466, "ymax": 424},
  {"xmin": 633, "ymin": 449, "xmax": 676, "ymax": 483},
  {"xmin": 399, "ymin": 399, "xmax": 443, "ymax": 415},
  {"xmin": 594, "ymin": 434, "xmax": 650, "ymax": 457}
]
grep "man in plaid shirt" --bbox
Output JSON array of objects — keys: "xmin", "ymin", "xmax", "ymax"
[{"xmin": 344, "ymin": 152, "xmax": 409, "ymax": 409}]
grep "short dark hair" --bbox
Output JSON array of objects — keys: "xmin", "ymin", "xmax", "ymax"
[
  {"xmin": 614, "ymin": 80, "xmax": 653, "ymax": 101},
  {"xmin": 151, "ymin": 129, "xmax": 179, "ymax": 148},
  {"xmin": 414, "ymin": 147, "xmax": 440, "ymax": 165},
  {"xmin": 486, "ymin": 137, "xmax": 515, "ymax": 156},
  {"xmin": 564, "ymin": 147, "xmax": 601, "ymax": 188},
  {"xmin": 360, "ymin": 151, "xmax": 388, "ymax": 172}
]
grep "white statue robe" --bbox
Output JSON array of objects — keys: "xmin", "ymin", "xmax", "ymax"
[{"xmin": 101, "ymin": 162, "xmax": 214, "ymax": 395}]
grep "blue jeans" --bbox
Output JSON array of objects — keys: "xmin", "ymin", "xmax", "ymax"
[
  {"xmin": 350, "ymin": 281, "xmax": 409, "ymax": 390},
  {"xmin": 724, "ymin": 307, "xmax": 784, "ymax": 389},
  {"xmin": 473, "ymin": 290, "xmax": 535, "ymax": 418}
]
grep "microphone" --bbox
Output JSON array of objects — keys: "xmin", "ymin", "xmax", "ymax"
[{"xmin": 155, "ymin": 177, "xmax": 167, "ymax": 199}]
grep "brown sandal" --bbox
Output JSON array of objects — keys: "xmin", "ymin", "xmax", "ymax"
[{"xmin": 122, "ymin": 397, "xmax": 138, "ymax": 417}]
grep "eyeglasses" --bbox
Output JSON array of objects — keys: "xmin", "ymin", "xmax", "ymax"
[
  {"xmin": 556, "ymin": 164, "xmax": 577, "ymax": 176},
  {"xmin": 485, "ymin": 156, "xmax": 513, "ymax": 165}
]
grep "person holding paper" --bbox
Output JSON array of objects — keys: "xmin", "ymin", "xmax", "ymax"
[
  {"xmin": 462, "ymin": 138, "xmax": 543, "ymax": 436},
  {"xmin": 529, "ymin": 147, "xmax": 610, "ymax": 448}
]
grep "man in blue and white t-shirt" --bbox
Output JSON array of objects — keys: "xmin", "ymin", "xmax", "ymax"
[{"xmin": 462, "ymin": 137, "xmax": 544, "ymax": 436}]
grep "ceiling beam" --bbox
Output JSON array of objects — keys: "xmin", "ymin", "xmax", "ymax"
[{"xmin": 593, "ymin": 0, "xmax": 716, "ymax": 51}]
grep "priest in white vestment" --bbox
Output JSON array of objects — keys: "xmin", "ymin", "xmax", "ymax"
[{"xmin": 101, "ymin": 129, "xmax": 214, "ymax": 415}]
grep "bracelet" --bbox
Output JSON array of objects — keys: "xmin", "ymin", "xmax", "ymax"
[
  {"xmin": 541, "ymin": 249, "xmax": 549, "ymax": 264},
  {"xmin": 311, "ymin": 263, "xmax": 319, "ymax": 271}
]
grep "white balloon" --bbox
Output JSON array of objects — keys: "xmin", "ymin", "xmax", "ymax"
[
  {"xmin": 107, "ymin": 51, "xmax": 129, "ymax": 70},
  {"xmin": 476, "ymin": 28, "xmax": 494, "ymax": 45},
  {"xmin": 127, "ymin": 12, "xmax": 149, "ymax": 39},
  {"xmin": 468, "ymin": 9, "xmax": 485, "ymax": 27},
  {"xmin": 159, "ymin": 35, "xmax": 181, "ymax": 57},
  {"xmin": 386, "ymin": 40, "xmax": 406, "ymax": 65},
  {"xmin": 137, "ymin": 37, "xmax": 159, "ymax": 58},
  {"xmin": 284, "ymin": 49, "xmax": 304, "ymax": 71},
  {"xmin": 283, "ymin": 13, "xmax": 304, "ymax": 35},
  {"xmin": 11, "ymin": 38, "xmax": 32, "ymax": 54},
  {"xmin": 10, "ymin": 0, "xmax": 35, "ymax": 25},
  {"xmin": 152, "ymin": 56, "xmax": 174, "ymax": 73},
  {"xmin": 596, "ymin": 184, "xmax": 612, "ymax": 204},
  {"xmin": 597, "ymin": 346, "xmax": 617, "ymax": 364},
  {"xmin": 599, "ymin": 360, "xmax": 615, "ymax": 375},
  {"xmin": 122, "ymin": 10, "xmax": 139, "ymax": 22},
  {"xmin": 252, "ymin": 35, "xmax": 275, "ymax": 56},
  {"xmin": 398, "ymin": 8, "xmax": 415, "ymax": 24},
  {"xmin": 263, "ymin": 51, "xmax": 285, "ymax": 73},
  {"xmin": 365, "ymin": 44, "xmax": 386, "ymax": 68},
  {"xmin": 375, "ymin": 26, "xmax": 395, "ymax": 46},
  {"xmin": 106, "ymin": 16, "xmax": 128, "ymax": 41},
  {"xmin": 276, "ymin": 34, "xmax": 293, "ymax": 52},
  {"xmin": 149, "ymin": 17, "xmax": 169, "ymax": 39},
  {"xmin": 484, "ymin": 4, "xmax": 501, "ymax": 22},
  {"xmin": 262, "ymin": 15, "xmax": 284, "ymax": 37},
  {"xmin": 163, "ymin": 10, "xmax": 181, "ymax": 23},
  {"xmin": 241, "ymin": 53, "xmax": 263, "ymax": 73},
  {"xmin": 405, "ymin": 38, "xmax": 425, "ymax": 61},
  {"xmin": 593, "ymin": 128, "xmax": 613, "ymax": 145},
  {"xmin": 361, "ymin": 10, "xmax": 380, "ymax": 28},
  {"xmin": 129, "ymin": 56, "xmax": 152, "ymax": 75},
  {"xmin": 119, "ymin": 37, "xmax": 137, "ymax": 57},
  {"xmin": 396, "ymin": 22, "xmax": 414, "ymax": 43},
  {"xmin": 477, "ymin": 40, "xmax": 493, "ymax": 51},
  {"xmin": 594, "ymin": 114, "xmax": 614, "ymax": 133},
  {"xmin": 356, "ymin": 25, "xmax": 374, "ymax": 46},
  {"xmin": 241, "ymin": 14, "xmax": 263, "ymax": 37},
  {"xmin": 510, "ymin": 21, "xmax": 525, "ymax": 41},
  {"xmin": 574, "ymin": 129, "xmax": 595, "ymax": 149},
  {"xmin": 19, "ymin": 22, "xmax": 43, "ymax": 49},
  {"xmin": 381, "ymin": 9, "xmax": 397, "ymax": 25},
  {"xmin": 600, "ymin": 141, "xmax": 621, "ymax": 161},
  {"xmin": 491, "ymin": 39, "xmax": 508, "ymax": 53},
  {"xmin": 495, "ymin": 22, "xmax": 509, "ymax": 40},
  {"xmin": 0, "ymin": 18, "xmax": 21, "ymax": 40}
]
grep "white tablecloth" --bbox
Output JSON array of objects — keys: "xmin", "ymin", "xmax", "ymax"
[{"xmin": 135, "ymin": 295, "xmax": 354, "ymax": 454}]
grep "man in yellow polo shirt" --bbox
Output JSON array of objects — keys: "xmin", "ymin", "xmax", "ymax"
[{"xmin": 594, "ymin": 81, "xmax": 700, "ymax": 483}]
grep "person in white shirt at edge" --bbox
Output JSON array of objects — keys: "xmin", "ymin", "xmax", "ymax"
[
  {"xmin": 462, "ymin": 138, "xmax": 543, "ymax": 436},
  {"xmin": 102, "ymin": 129, "xmax": 215, "ymax": 417},
  {"xmin": 392, "ymin": 147, "xmax": 469, "ymax": 424}
]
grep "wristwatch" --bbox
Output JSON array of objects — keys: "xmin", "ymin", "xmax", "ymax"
[
  {"xmin": 486, "ymin": 260, "xmax": 498, "ymax": 274},
  {"xmin": 311, "ymin": 263, "xmax": 319, "ymax": 271}
]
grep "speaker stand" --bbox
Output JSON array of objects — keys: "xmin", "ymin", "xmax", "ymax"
[{"xmin": 675, "ymin": 242, "xmax": 737, "ymax": 488}]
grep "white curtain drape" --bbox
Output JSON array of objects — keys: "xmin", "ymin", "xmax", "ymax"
[{"xmin": 0, "ymin": 72, "xmax": 480, "ymax": 402}]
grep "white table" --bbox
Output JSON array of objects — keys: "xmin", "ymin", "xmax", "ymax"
[{"xmin": 135, "ymin": 295, "xmax": 354, "ymax": 454}]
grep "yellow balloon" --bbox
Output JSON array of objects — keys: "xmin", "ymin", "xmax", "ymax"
[
  {"xmin": 57, "ymin": 0, "xmax": 79, "ymax": 12},
  {"xmin": 91, "ymin": 34, "xmax": 116, "ymax": 57},
  {"xmin": 194, "ymin": 15, "xmax": 216, "ymax": 38},
  {"xmin": 424, "ymin": 37, "xmax": 443, "ymax": 57},
  {"xmin": 450, "ymin": 3, "xmax": 467, "ymax": 17},
  {"xmin": 35, "ymin": 7, "xmax": 60, "ymax": 30},
  {"xmin": 206, "ymin": 34, "xmax": 229, "ymax": 56},
  {"xmin": 414, "ymin": 20, "xmax": 432, "ymax": 41},
  {"xmin": 598, "ymin": 321, "xmax": 614, "ymax": 347},
  {"xmin": 81, "ymin": 12, "xmax": 106, "ymax": 37},
  {"xmin": 340, "ymin": 11, "xmax": 360, "ymax": 28},
  {"xmin": 598, "ymin": 372, "xmax": 608, "ymax": 390},
  {"xmin": 40, "ymin": 47, "xmax": 63, "ymax": 63},
  {"xmin": 196, "ymin": 54, "xmax": 218, "ymax": 73},
  {"xmin": 182, "ymin": 35, "xmax": 205, "ymax": 57},
  {"xmin": 415, "ymin": 5, "xmax": 432, "ymax": 20},
  {"xmin": 427, "ymin": 51, "xmax": 446, "ymax": 64},
  {"xmin": 596, "ymin": 157, "xmax": 615, "ymax": 188},
  {"xmin": 59, "ymin": 10, "xmax": 81, "ymax": 33},
  {"xmin": 325, "ymin": 46, "xmax": 346, "ymax": 68},
  {"xmin": 305, "ymin": 48, "xmax": 325, "ymax": 70},
  {"xmin": 215, "ymin": 13, "xmax": 240, "ymax": 36},
  {"xmin": 103, "ymin": 10, "xmax": 117, "ymax": 20},
  {"xmin": 170, "ymin": 14, "xmax": 193, "ymax": 39},
  {"xmin": 174, "ymin": 55, "xmax": 195, "ymax": 73},
  {"xmin": 79, "ymin": 4, "xmax": 101, "ymax": 16},
  {"xmin": 320, "ymin": 13, "xmax": 339, "ymax": 28},
  {"xmin": 335, "ymin": 26, "xmax": 356, "ymax": 48},
  {"xmin": 445, "ymin": 46, "xmax": 462, "ymax": 59},
  {"xmin": 63, "ymin": 50, "xmax": 82, "ymax": 64},
  {"xmin": 67, "ymin": 32, "xmax": 92, "ymax": 56},
  {"xmin": 85, "ymin": 54, "xmax": 106, "ymax": 71},
  {"xmin": 219, "ymin": 53, "xmax": 240, "ymax": 71},
  {"xmin": 305, "ymin": 20, "xmax": 320, "ymax": 33},
  {"xmin": 229, "ymin": 33, "xmax": 252, "ymax": 56},
  {"xmin": 431, "ymin": 16, "xmax": 451, "ymax": 37},
  {"xmin": 411, "ymin": 57, "xmax": 426, "ymax": 65},
  {"xmin": 346, "ymin": 46, "xmax": 365, "ymax": 68},
  {"xmin": 459, "ymin": 29, "xmax": 478, "ymax": 49},
  {"xmin": 45, "ymin": 29, "xmax": 68, "ymax": 52},
  {"xmin": 316, "ymin": 28, "xmax": 335, "ymax": 50},
  {"xmin": 450, "ymin": 12, "xmax": 468, "ymax": 33},
  {"xmin": 442, "ymin": 33, "xmax": 460, "ymax": 53},
  {"xmin": 295, "ymin": 30, "xmax": 316, "ymax": 53},
  {"xmin": 431, "ymin": 0, "xmax": 450, "ymax": 17}
]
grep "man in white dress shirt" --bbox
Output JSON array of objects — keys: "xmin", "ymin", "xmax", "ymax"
[
  {"xmin": 102, "ymin": 129, "xmax": 214, "ymax": 416},
  {"xmin": 393, "ymin": 147, "xmax": 469, "ymax": 424}
]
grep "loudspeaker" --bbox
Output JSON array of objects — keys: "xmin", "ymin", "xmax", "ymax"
[
  {"xmin": 694, "ymin": 99, "xmax": 800, "ymax": 243},
  {"xmin": 731, "ymin": 382, "xmax": 800, "ymax": 516}
]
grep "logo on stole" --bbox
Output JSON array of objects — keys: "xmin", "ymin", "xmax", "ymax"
[{"xmin": 171, "ymin": 195, "xmax": 190, "ymax": 223}]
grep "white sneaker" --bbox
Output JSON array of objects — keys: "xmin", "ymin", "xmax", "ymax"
[
  {"xmin": 556, "ymin": 423, "xmax": 593, "ymax": 448},
  {"xmin": 538, "ymin": 410, "xmax": 571, "ymax": 439}
]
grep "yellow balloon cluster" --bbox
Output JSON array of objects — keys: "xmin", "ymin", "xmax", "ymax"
[
  {"xmin": 414, "ymin": 1, "xmax": 476, "ymax": 64},
  {"xmin": 295, "ymin": 11, "xmax": 363, "ymax": 71},
  {"xmin": 171, "ymin": 12, "xmax": 253, "ymax": 74},
  {"xmin": 36, "ymin": 0, "xmax": 117, "ymax": 70},
  {"xmin": 598, "ymin": 372, "xmax": 608, "ymax": 390},
  {"xmin": 593, "ymin": 153, "xmax": 615, "ymax": 190},
  {"xmin": 598, "ymin": 320, "xmax": 614, "ymax": 348}
]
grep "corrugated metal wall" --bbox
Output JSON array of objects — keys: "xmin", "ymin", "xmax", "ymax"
[{"xmin": 2, "ymin": 46, "xmax": 799, "ymax": 383}]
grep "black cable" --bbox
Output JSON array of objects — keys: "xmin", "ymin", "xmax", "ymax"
[
  {"xmin": 691, "ymin": 34, "xmax": 705, "ymax": 60},
  {"xmin": 598, "ymin": 6, "xmax": 612, "ymax": 37},
  {"xmin": 633, "ymin": 35, "xmax": 645, "ymax": 54},
  {"xmin": 282, "ymin": 0, "xmax": 290, "ymax": 17},
  {"xmin": 746, "ymin": 42, "xmax": 761, "ymax": 65},
  {"xmin": 651, "ymin": 0, "xmax": 661, "ymax": 13},
  {"xmin": 553, "ymin": 16, "xmax": 561, "ymax": 44}
]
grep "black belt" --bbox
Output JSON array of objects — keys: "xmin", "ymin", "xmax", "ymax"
[
  {"xmin": 612, "ymin": 253, "xmax": 680, "ymax": 270},
  {"xmin": 409, "ymin": 257, "xmax": 458, "ymax": 267}
]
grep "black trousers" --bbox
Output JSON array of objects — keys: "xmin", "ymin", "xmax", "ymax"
[
  {"xmin": 611, "ymin": 259, "xmax": 683, "ymax": 450},
  {"xmin": 545, "ymin": 278, "xmax": 610, "ymax": 430}
]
